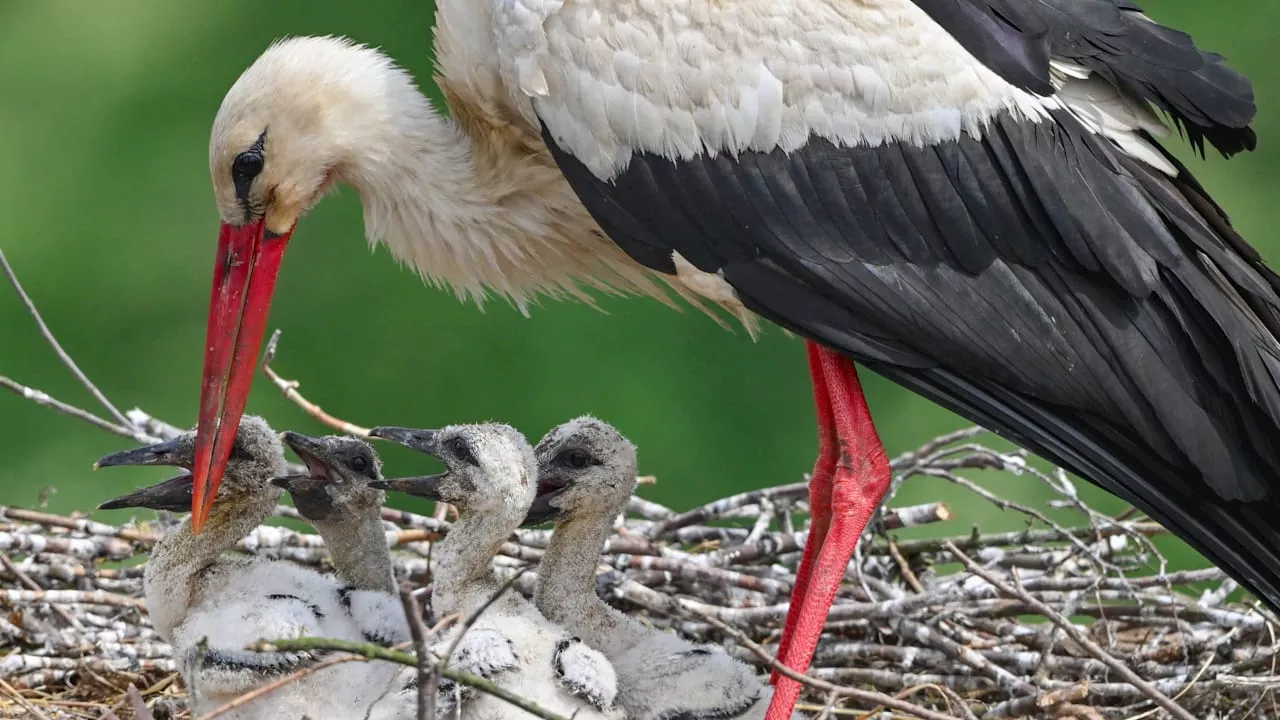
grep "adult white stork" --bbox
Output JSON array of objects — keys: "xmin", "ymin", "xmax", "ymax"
[{"xmin": 188, "ymin": 2, "xmax": 1277, "ymax": 717}]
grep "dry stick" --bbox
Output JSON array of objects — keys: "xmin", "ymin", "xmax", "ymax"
[
  {"xmin": 686, "ymin": 609, "xmax": 965, "ymax": 720},
  {"xmin": 439, "ymin": 568, "xmax": 530, "ymax": 674},
  {"xmin": 943, "ymin": 541, "xmax": 1197, "ymax": 720},
  {"xmin": 1, "ymin": 589, "xmax": 146, "ymax": 610},
  {"xmin": 2, "ymin": 507, "xmax": 157, "ymax": 544},
  {"xmin": 886, "ymin": 537, "xmax": 924, "ymax": 593},
  {"xmin": 0, "ymin": 248, "xmax": 132, "ymax": 429},
  {"xmin": 249, "ymin": 638, "xmax": 572, "ymax": 720},
  {"xmin": 124, "ymin": 408, "xmax": 183, "ymax": 441},
  {"xmin": 399, "ymin": 587, "xmax": 433, "ymax": 720},
  {"xmin": 194, "ymin": 653, "xmax": 374, "ymax": 720},
  {"xmin": 261, "ymin": 329, "xmax": 370, "ymax": 437},
  {"xmin": 896, "ymin": 684, "xmax": 979, "ymax": 720},
  {"xmin": 0, "ymin": 676, "xmax": 55, "ymax": 720},
  {"xmin": 0, "ymin": 376, "xmax": 149, "ymax": 443},
  {"xmin": 0, "ymin": 551, "xmax": 84, "ymax": 630}
]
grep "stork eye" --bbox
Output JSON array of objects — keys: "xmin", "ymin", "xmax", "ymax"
[
  {"xmin": 560, "ymin": 449, "xmax": 593, "ymax": 470},
  {"xmin": 449, "ymin": 437, "xmax": 476, "ymax": 466},
  {"xmin": 347, "ymin": 454, "xmax": 369, "ymax": 474},
  {"xmin": 232, "ymin": 151, "xmax": 264, "ymax": 181}
]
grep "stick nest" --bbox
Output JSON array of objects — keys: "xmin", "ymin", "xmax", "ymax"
[{"xmin": 2, "ymin": 421, "xmax": 1278, "ymax": 719}]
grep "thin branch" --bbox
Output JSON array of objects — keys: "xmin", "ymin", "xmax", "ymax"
[
  {"xmin": 260, "ymin": 329, "xmax": 370, "ymax": 436},
  {"xmin": 194, "ymin": 652, "xmax": 373, "ymax": 720},
  {"xmin": 2, "ymin": 507, "xmax": 160, "ymax": 544},
  {"xmin": 686, "ymin": 608, "xmax": 965, "ymax": 720},
  {"xmin": 249, "ymin": 637, "xmax": 572, "ymax": 720},
  {"xmin": 0, "ymin": 376, "xmax": 150, "ymax": 443},
  {"xmin": 0, "ymin": 588, "xmax": 146, "ymax": 610},
  {"xmin": 0, "ymin": 247, "xmax": 131, "ymax": 428},
  {"xmin": 0, "ymin": 676, "xmax": 55, "ymax": 720},
  {"xmin": 439, "ymin": 568, "xmax": 529, "ymax": 674},
  {"xmin": 944, "ymin": 541, "xmax": 1197, "ymax": 720},
  {"xmin": 399, "ymin": 586, "xmax": 433, "ymax": 720},
  {"xmin": 0, "ymin": 552, "xmax": 83, "ymax": 629}
]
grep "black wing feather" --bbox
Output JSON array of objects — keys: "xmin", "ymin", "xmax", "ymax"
[
  {"xmin": 542, "ymin": 104, "xmax": 1280, "ymax": 611},
  {"xmin": 909, "ymin": 0, "xmax": 1257, "ymax": 156}
]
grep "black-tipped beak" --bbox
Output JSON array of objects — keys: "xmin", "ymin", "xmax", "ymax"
[
  {"xmin": 369, "ymin": 427, "xmax": 440, "ymax": 457},
  {"xmin": 369, "ymin": 473, "xmax": 446, "ymax": 500},
  {"xmin": 94, "ymin": 437, "xmax": 187, "ymax": 470},
  {"xmin": 99, "ymin": 473, "xmax": 195, "ymax": 512},
  {"xmin": 271, "ymin": 473, "xmax": 327, "ymax": 493},
  {"xmin": 521, "ymin": 476, "xmax": 569, "ymax": 527},
  {"xmin": 280, "ymin": 431, "xmax": 326, "ymax": 460}
]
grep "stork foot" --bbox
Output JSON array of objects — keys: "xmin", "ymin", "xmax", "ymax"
[{"xmin": 765, "ymin": 344, "xmax": 891, "ymax": 720}]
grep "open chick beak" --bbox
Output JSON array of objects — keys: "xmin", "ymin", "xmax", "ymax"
[
  {"xmin": 368, "ymin": 426, "xmax": 446, "ymax": 499},
  {"xmin": 99, "ymin": 474, "xmax": 195, "ymax": 512},
  {"xmin": 273, "ymin": 431, "xmax": 331, "ymax": 494},
  {"xmin": 95, "ymin": 438, "xmax": 195, "ymax": 513},
  {"xmin": 190, "ymin": 219, "xmax": 295, "ymax": 533},
  {"xmin": 522, "ymin": 476, "xmax": 570, "ymax": 527}
]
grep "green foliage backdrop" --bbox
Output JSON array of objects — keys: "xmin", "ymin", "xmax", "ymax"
[{"xmin": 2, "ymin": 2, "xmax": 1278, "ymax": 570}]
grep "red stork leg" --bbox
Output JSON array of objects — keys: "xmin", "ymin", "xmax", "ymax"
[
  {"xmin": 765, "ymin": 342, "xmax": 892, "ymax": 719},
  {"xmin": 770, "ymin": 343, "xmax": 837, "ymax": 679}
]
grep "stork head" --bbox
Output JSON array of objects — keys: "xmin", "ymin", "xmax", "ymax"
[
  {"xmin": 97, "ymin": 416, "xmax": 285, "ymax": 512},
  {"xmin": 369, "ymin": 423, "xmax": 537, "ymax": 518},
  {"xmin": 524, "ymin": 417, "xmax": 638, "ymax": 526},
  {"xmin": 194, "ymin": 35, "xmax": 421, "ymax": 531},
  {"xmin": 273, "ymin": 432, "xmax": 385, "ymax": 524}
]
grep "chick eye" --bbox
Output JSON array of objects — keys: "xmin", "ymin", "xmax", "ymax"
[
  {"xmin": 232, "ymin": 151, "xmax": 264, "ymax": 181},
  {"xmin": 450, "ymin": 437, "xmax": 476, "ymax": 466},
  {"xmin": 347, "ymin": 454, "xmax": 369, "ymax": 474},
  {"xmin": 560, "ymin": 449, "xmax": 593, "ymax": 470}
]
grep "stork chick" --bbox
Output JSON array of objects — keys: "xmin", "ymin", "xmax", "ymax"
[
  {"xmin": 371, "ymin": 423, "xmax": 623, "ymax": 720},
  {"xmin": 273, "ymin": 431, "xmax": 421, "ymax": 720},
  {"xmin": 528, "ymin": 417, "xmax": 786, "ymax": 719},
  {"xmin": 97, "ymin": 418, "xmax": 397, "ymax": 720},
  {"xmin": 274, "ymin": 432, "xmax": 410, "ymax": 638}
]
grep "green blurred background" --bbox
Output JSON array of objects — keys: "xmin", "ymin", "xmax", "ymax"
[{"xmin": 1, "ymin": 2, "xmax": 1277, "ymax": 578}]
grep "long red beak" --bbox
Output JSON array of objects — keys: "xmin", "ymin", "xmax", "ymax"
[{"xmin": 190, "ymin": 219, "xmax": 293, "ymax": 533}]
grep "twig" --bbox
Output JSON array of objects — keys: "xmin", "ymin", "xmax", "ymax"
[
  {"xmin": 888, "ymin": 537, "xmax": 924, "ymax": 593},
  {"xmin": 0, "ymin": 531, "xmax": 137, "ymax": 560},
  {"xmin": 439, "ymin": 568, "xmax": 529, "ymax": 674},
  {"xmin": 0, "ymin": 676, "xmax": 55, "ymax": 720},
  {"xmin": 1, "ymin": 507, "xmax": 158, "ymax": 544},
  {"xmin": 0, "ymin": 552, "xmax": 83, "ymax": 630},
  {"xmin": 260, "ymin": 329, "xmax": 370, "ymax": 436},
  {"xmin": 944, "ymin": 542, "xmax": 1197, "ymax": 720},
  {"xmin": 250, "ymin": 637, "xmax": 572, "ymax": 720},
  {"xmin": 686, "ymin": 608, "xmax": 964, "ymax": 720},
  {"xmin": 0, "ymin": 589, "xmax": 146, "ymax": 610},
  {"xmin": 0, "ymin": 377, "xmax": 148, "ymax": 443},
  {"xmin": 123, "ymin": 408, "xmax": 182, "ymax": 441},
  {"xmin": 194, "ymin": 652, "xmax": 373, "ymax": 720},
  {"xmin": 0, "ymin": 248, "xmax": 131, "ymax": 429},
  {"xmin": 399, "ymin": 586, "xmax": 433, "ymax": 720},
  {"xmin": 864, "ymin": 523, "xmax": 1166, "ymax": 557}
]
